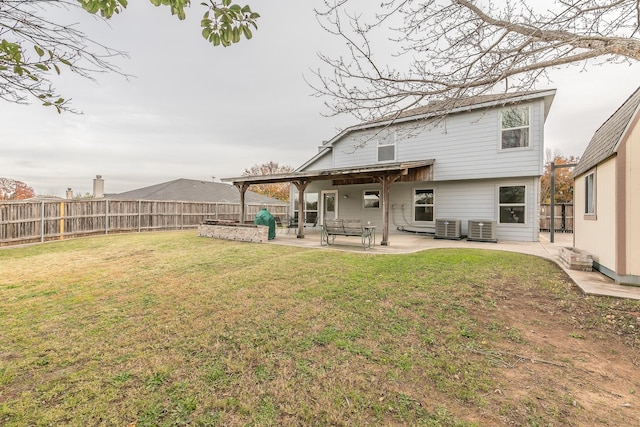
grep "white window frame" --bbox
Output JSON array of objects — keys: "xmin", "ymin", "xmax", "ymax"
[
  {"xmin": 498, "ymin": 185, "xmax": 527, "ymax": 225},
  {"xmin": 377, "ymin": 131, "xmax": 396, "ymax": 162},
  {"xmin": 500, "ymin": 107, "xmax": 530, "ymax": 150},
  {"xmin": 413, "ymin": 188, "xmax": 435, "ymax": 223},
  {"xmin": 584, "ymin": 171, "xmax": 596, "ymax": 217},
  {"xmin": 293, "ymin": 192, "xmax": 318, "ymax": 224},
  {"xmin": 363, "ymin": 190, "xmax": 380, "ymax": 209}
]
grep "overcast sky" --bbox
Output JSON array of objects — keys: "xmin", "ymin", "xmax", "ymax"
[{"xmin": 2, "ymin": 1, "xmax": 639, "ymax": 196}]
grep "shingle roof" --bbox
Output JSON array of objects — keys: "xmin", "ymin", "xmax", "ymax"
[
  {"xmin": 573, "ymin": 86, "xmax": 640, "ymax": 177},
  {"xmin": 106, "ymin": 178, "xmax": 287, "ymax": 205},
  {"xmin": 376, "ymin": 89, "xmax": 556, "ymax": 122}
]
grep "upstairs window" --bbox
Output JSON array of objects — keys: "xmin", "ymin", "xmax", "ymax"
[
  {"xmin": 378, "ymin": 132, "xmax": 396, "ymax": 162},
  {"xmin": 501, "ymin": 107, "xmax": 529, "ymax": 149}
]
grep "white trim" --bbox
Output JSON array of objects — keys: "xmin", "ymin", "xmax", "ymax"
[
  {"xmin": 584, "ymin": 169, "xmax": 596, "ymax": 216},
  {"xmin": 377, "ymin": 131, "xmax": 397, "ymax": 163},
  {"xmin": 496, "ymin": 184, "xmax": 528, "ymax": 225},
  {"xmin": 412, "ymin": 187, "xmax": 435, "ymax": 223},
  {"xmin": 499, "ymin": 105, "xmax": 532, "ymax": 151},
  {"xmin": 363, "ymin": 190, "xmax": 381, "ymax": 209},
  {"xmin": 320, "ymin": 190, "xmax": 339, "ymax": 225},
  {"xmin": 293, "ymin": 191, "xmax": 319, "ymax": 224}
]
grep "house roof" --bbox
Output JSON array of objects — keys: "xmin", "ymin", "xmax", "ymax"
[
  {"xmin": 573, "ymin": 86, "xmax": 640, "ymax": 177},
  {"xmin": 106, "ymin": 178, "xmax": 287, "ymax": 205},
  {"xmin": 222, "ymin": 160, "xmax": 435, "ymax": 186},
  {"xmin": 298, "ymin": 89, "xmax": 556, "ymax": 171},
  {"xmin": 376, "ymin": 89, "xmax": 556, "ymax": 123}
]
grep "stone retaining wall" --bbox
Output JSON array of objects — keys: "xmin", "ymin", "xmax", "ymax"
[
  {"xmin": 198, "ymin": 223, "xmax": 267, "ymax": 243},
  {"xmin": 559, "ymin": 247, "xmax": 593, "ymax": 272}
]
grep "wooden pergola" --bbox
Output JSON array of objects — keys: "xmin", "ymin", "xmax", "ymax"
[{"xmin": 222, "ymin": 160, "xmax": 434, "ymax": 246}]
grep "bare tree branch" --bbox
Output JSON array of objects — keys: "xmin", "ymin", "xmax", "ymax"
[{"xmin": 311, "ymin": 0, "xmax": 640, "ymax": 122}]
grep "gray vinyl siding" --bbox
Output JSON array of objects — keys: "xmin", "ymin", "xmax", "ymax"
[
  {"xmin": 332, "ymin": 132, "xmax": 379, "ymax": 168},
  {"xmin": 325, "ymin": 100, "xmax": 545, "ymax": 180},
  {"xmin": 295, "ymin": 98, "xmax": 547, "ymax": 242},
  {"xmin": 304, "ymin": 151, "xmax": 334, "ymax": 171},
  {"xmin": 301, "ymin": 177, "xmax": 540, "ymax": 242}
]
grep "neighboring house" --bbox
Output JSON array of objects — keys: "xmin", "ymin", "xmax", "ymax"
[
  {"xmin": 225, "ymin": 89, "xmax": 556, "ymax": 245},
  {"xmin": 573, "ymin": 86, "xmax": 640, "ymax": 285},
  {"xmin": 107, "ymin": 178, "xmax": 286, "ymax": 206}
]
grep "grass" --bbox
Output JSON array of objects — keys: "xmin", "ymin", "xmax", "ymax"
[{"xmin": 0, "ymin": 231, "xmax": 638, "ymax": 426}]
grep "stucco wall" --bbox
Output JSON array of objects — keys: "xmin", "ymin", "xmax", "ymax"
[
  {"xmin": 625, "ymin": 121, "xmax": 640, "ymax": 276},
  {"xmin": 574, "ymin": 158, "xmax": 617, "ymax": 270}
]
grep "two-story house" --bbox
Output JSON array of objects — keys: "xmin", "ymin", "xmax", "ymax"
[{"xmin": 225, "ymin": 89, "xmax": 555, "ymax": 245}]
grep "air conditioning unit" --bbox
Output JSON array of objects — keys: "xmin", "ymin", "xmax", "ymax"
[
  {"xmin": 467, "ymin": 219, "xmax": 497, "ymax": 243},
  {"xmin": 435, "ymin": 218, "xmax": 462, "ymax": 239}
]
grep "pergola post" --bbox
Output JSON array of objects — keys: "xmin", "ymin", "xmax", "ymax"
[
  {"xmin": 234, "ymin": 183, "xmax": 249, "ymax": 224},
  {"xmin": 293, "ymin": 180, "xmax": 309, "ymax": 238},
  {"xmin": 378, "ymin": 174, "xmax": 401, "ymax": 246}
]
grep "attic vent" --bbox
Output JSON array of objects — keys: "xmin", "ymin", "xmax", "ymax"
[
  {"xmin": 434, "ymin": 219, "xmax": 461, "ymax": 239},
  {"xmin": 467, "ymin": 220, "xmax": 497, "ymax": 243}
]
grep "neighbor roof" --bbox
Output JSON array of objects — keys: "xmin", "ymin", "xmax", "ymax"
[
  {"xmin": 573, "ymin": 86, "xmax": 640, "ymax": 177},
  {"xmin": 106, "ymin": 178, "xmax": 287, "ymax": 205}
]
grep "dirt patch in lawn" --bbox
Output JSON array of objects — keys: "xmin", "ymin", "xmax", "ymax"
[{"xmin": 472, "ymin": 279, "xmax": 640, "ymax": 426}]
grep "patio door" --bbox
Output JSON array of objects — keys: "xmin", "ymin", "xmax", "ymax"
[{"xmin": 320, "ymin": 190, "xmax": 338, "ymax": 225}]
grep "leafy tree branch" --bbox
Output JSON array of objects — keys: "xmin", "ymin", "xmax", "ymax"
[{"xmin": 0, "ymin": 0, "xmax": 259, "ymax": 112}]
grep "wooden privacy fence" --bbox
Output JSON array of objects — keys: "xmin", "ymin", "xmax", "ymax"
[
  {"xmin": 0, "ymin": 199, "xmax": 289, "ymax": 247},
  {"xmin": 539, "ymin": 203, "xmax": 573, "ymax": 233}
]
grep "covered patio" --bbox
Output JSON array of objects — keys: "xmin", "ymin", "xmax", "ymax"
[{"xmin": 222, "ymin": 160, "xmax": 434, "ymax": 246}]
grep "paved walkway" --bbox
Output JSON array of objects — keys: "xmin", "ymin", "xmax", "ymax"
[{"xmin": 269, "ymin": 228, "xmax": 640, "ymax": 301}]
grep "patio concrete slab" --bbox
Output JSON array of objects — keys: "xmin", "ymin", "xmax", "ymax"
[{"xmin": 270, "ymin": 228, "xmax": 640, "ymax": 301}]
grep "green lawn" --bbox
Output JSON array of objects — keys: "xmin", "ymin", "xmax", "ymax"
[{"xmin": 1, "ymin": 231, "xmax": 638, "ymax": 426}]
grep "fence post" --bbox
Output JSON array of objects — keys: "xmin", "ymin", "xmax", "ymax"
[
  {"xmin": 138, "ymin": 200, "xmax": 142, "ymax": 233},
  {"xmin": 105, "ymin": 199, "xmax": 109, "ymax": 235},
  {"xmin": 59, "ymin": 201, "xmax": 65, "ymax": 240},
  {"xmin": 41, "ymin": 201, "xmax": 45, "ymax": 242},
  {"xmin": 549, "ymin": 162, "xmax": 577, "ymax": 243}
]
